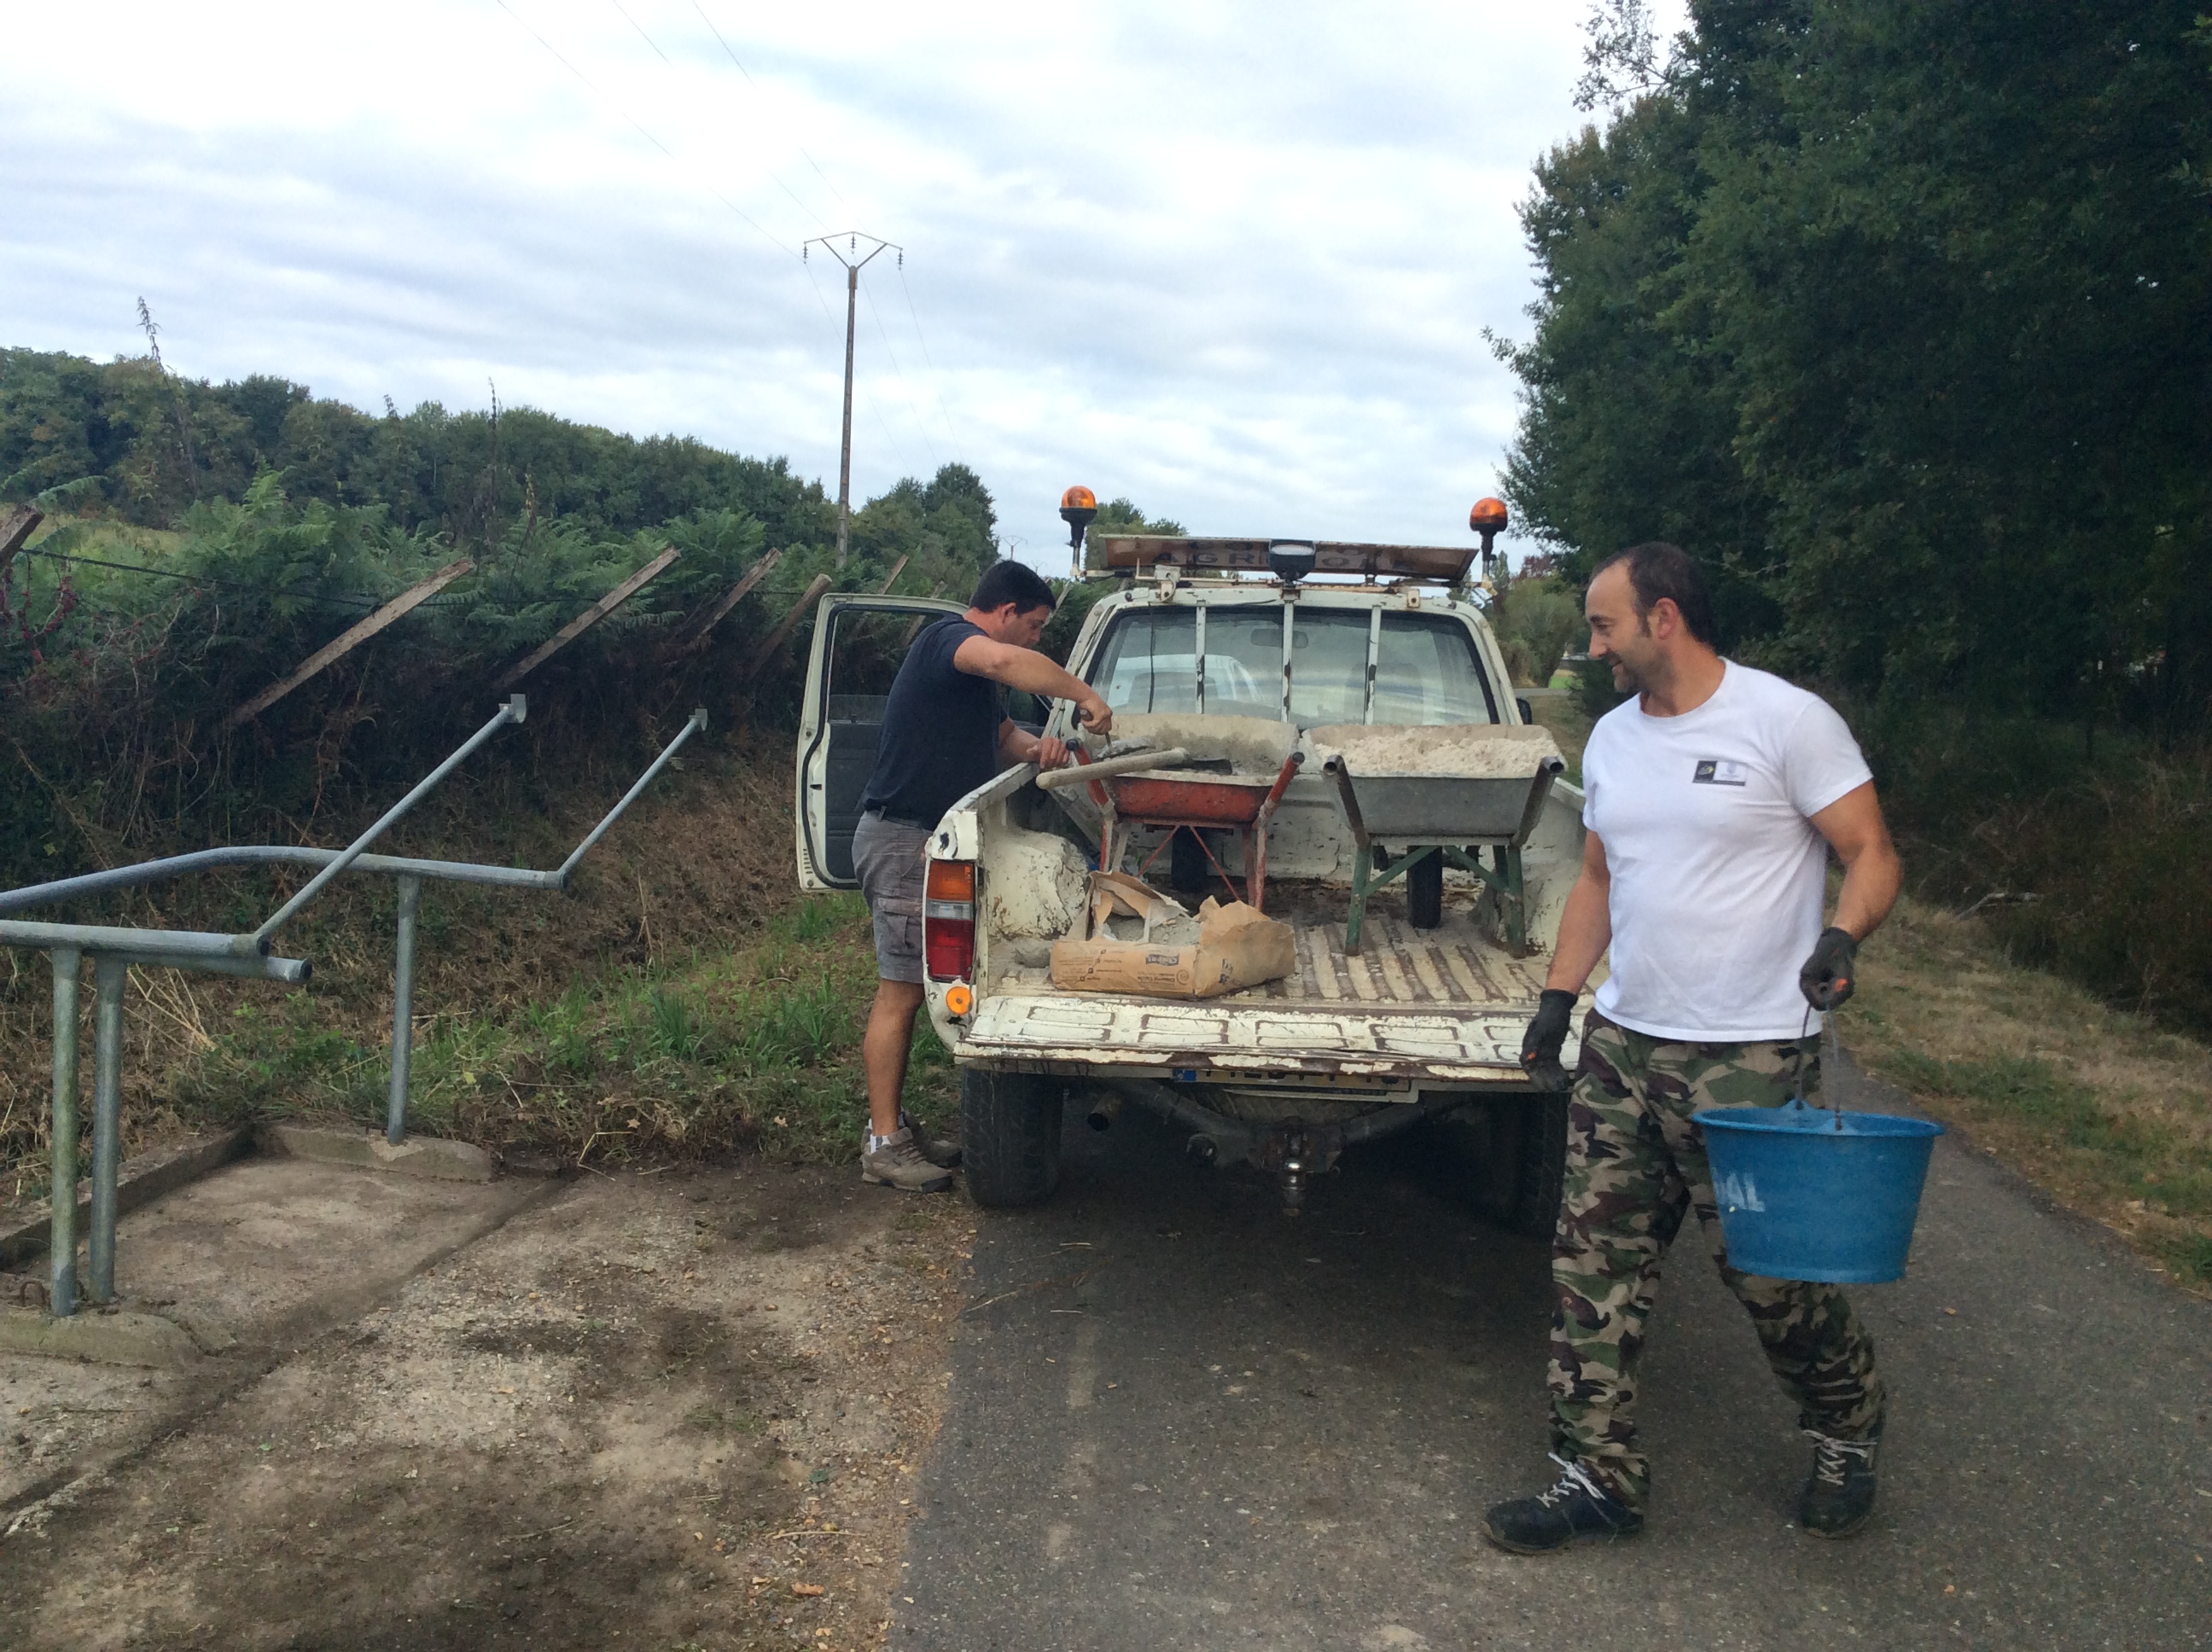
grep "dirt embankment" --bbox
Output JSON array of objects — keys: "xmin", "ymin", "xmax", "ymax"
[{"xmin": 1, "ymin": 730, "xmax": 915, "ymax": 1196}]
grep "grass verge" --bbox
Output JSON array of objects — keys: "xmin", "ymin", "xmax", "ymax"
[
  {"xmin": 1846, "ymin": 894, "xmax": 2212, "ymax": 1293},
  {"xmin": 183, "ymin": 891, "xmax": 952, "ymax": 1171}
]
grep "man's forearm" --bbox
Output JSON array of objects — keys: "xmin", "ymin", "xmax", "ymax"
[
  {"xmin": 981, "ymin": 649, "xmax": 1091, "ymax": 704},
  {"xmin": 1831, "ymin": 841, "xmax": 1902, "ymax": 942},
  {"xmin": 1543, "ymin": 875, "xmax": 1611, "ymax": 994}
]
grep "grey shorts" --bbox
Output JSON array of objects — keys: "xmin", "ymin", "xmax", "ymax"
[{"xmin": 853, "ymin": 811, "xmax": 930, "ymax": 985}]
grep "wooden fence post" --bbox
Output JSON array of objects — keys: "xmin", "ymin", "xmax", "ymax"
[
  {"xmin": 875, "ymin": 554, "xmax": 909, "ymax": 594},
  {"xmin": 492, "ymin": 544, "xmax": 680, "ymax": 692},
  {"xmin": 0, "ymin": 506, "xmax": 42, "ymax": 586},
  {"xmin": 225, "ymin": 556, "xmax": 474, "ymax": 730},
  {"xmin": 899, "ymin": 585, "xmax": 948, "ymax": 648},
  {"xmin": 667, "ymin": 546, "xmax": 782, "ymax": 658},
  {"xmin": 742, "ymin": 574, "xmax": 832, "ymax": 684}
]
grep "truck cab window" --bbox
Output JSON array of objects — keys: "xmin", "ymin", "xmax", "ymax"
[
  {"xmin": 1087, "ymin": 603, "xmax": 1496, "ymax": 725},
  {"xmin": 1197, "ymin": 613, "xmax": 1282, "ymax": 718},
  {"xmin": 1376, "ymin": 612, "xmax": 1497, "ymax": 724},
  {"xmin": 1091, "ymin": 608, "xmax": 1197, "ymax": 713},
  {"xmin": 1285, "ymin": 611, "xmax": 1372, "ymax": 727}
]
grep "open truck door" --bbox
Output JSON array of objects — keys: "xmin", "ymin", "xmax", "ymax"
[{"xmin": 795, "ymin": 594, "xmax": 964, "ymax": 892}]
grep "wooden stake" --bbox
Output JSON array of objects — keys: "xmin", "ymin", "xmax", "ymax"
[
  {"xmin": 742, "ymin": 573, "xmax": 832, "ymax": 684},
  {"xmin": 899, "ymin": 585, "xmax": 949, "ymax": 647},
  {"xmin": 875, "ymin": 554, "xmax": 909, "ymax": 594},
  {"xmin": 225, "ymin": 556, "xmax": 474, "ymax": 730},
  {"xmin": 0, "ymin": 505, "xmax": 42, "ymax": 585},
  {"xmin": 667, "ymin": 546, "xmax": 782, "ymax": 657},
  {"xmin": 493, "ymin": 544, "xmax": 680, "ymax": 692}
]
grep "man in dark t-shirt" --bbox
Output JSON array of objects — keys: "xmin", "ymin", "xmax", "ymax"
[{"xmin": 853, "ymin": 560, "xmax": 1112, "ymax": 1192}]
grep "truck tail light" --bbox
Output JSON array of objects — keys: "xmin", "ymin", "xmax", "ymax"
[{"xmin": 924, "ymin": 858, "xmax": 975, "ymax": 982}]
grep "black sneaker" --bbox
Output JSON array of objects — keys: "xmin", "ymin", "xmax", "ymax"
[
  {"xmin": 1799, "ymin": 1427, "xmax": 1880, "ymax": 1538},
  {"xmin": 1482, "ymin": 1455, "xmax": 1644, "ymax": 1554}
]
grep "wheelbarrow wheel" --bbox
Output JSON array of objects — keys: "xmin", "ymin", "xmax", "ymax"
[
  {"xmin": 962, "ymin": 1069, "xmax": 1063, "ymax": 1207},
  {"xmin": 1407, "ymin": 850, "xmax": 1444, "ymax": 930}
]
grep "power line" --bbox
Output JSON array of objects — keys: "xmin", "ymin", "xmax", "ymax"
[
  {"xmin": 607, "ymin": 0, "xmax": 834, "ymax": 236},
  {"xmin": 490, "ymin": 0, "xmax": 795, "ymax": 258},
  {"xmin": 18, "ymin": 547, "xmax": 388, "ymax": 610},
  {"xmin": 688, "ymin": 0, "xmax": 851, "ymax": 211},
  {"xmin": 860, "ymin": 280, "xmax": 940, "ymax": 472},
  {"xmin": 607, "ymin": 0, "xmax": 672, "ymax": 64},
  {"xmin": 896, "ymin": 262, "xmax": 963, "ymax": 449}
]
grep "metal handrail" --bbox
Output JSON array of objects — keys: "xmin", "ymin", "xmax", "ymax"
[
  {"xmin": 0, "ymin": 704, "xmax": 709, "ymax": 1318},
  {"xmin": 0, "ymin": 707, "xmax": 711, "ymax": 914}
]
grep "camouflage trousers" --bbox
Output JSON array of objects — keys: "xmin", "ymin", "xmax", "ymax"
[{"xmin": 1549, "ymin": 1011, "xmax": 1886, "ymax": 1510}]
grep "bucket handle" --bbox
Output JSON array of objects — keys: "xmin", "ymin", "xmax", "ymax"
[{"xmin": 1788, "ymin": 1003, "xmax": 1848, "ymax": 1131}]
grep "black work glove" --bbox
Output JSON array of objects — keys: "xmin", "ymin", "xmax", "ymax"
[
  {"xmin": 1799, "ymin": 926, "xmax": 1859, "ymax": 1010},
  {"xmin": 1521, "ymin": 988, "xmax": 1578, "ymax": 1091}
]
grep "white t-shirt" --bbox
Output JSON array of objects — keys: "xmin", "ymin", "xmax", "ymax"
[{"xmin": 1582, "ymin": 661, "xmax": 1871, "ymax": 1043}]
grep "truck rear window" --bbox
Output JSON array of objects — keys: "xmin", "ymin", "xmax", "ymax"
[{"xmin": 1087, "ymin": 607, "xmax": 1496, "ymax": 726}]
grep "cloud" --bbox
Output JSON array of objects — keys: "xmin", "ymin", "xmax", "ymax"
[{"xmin": 0, "ymin": 0, "xmax": 1669, "ymax": 560}]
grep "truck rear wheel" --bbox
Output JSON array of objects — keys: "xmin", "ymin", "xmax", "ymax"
[
  {"xmin": 1510, "ymin": 1089, "xmax": 1570, "ymax": 1240},
  {"xmin": 961, "ymin": 1069, "xmax": 1063, "ymax": 1207},
  {"xmin": 1170, "ymin": 829, "xmax": 1212, "ymax": 895},
  {"xmin": 1406, "ymin": 849, "xmax": 1444, "ymax": 930}
]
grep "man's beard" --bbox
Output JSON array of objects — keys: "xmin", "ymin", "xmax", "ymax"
[{"xmin": 1610, "ymin": 655, "xmax": 1645, "ymax": 693}]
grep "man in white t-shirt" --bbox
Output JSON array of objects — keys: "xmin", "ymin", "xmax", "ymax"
[{"xmin": 1482, "ymin": 542, "xmax": 1902, "ymax": 1555}]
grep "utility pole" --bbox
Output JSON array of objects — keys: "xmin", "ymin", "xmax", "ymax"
[{"xmin": 803, "ymin": 233, "xmax": 899, "ymax": 567}]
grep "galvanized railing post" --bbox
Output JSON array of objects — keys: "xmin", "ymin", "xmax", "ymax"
[
  {"xmin": 88, "ymin": 954, "xmax": 128, "ymax": 1303},
  {"xmin": 386, "ymin": 874, "xmax": 422, "ymax": 1146},
  {"xmin": 48, "ymin": 946, "xmax": 83, "ymax": 1318}
]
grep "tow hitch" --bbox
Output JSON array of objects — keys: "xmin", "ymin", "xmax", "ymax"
[{"xmin": 1104, "ymin": 1079, "xmax": 1464, "ymax": 1214}]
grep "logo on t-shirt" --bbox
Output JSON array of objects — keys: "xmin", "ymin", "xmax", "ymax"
[{"xmin": 1692, "ymin": 759, "xmax": 1749, "ymax": 787}]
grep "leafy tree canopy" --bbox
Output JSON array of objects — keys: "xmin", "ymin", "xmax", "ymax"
[{"xmin": 1499, "ymin": 0, "xmax": 2212, "ymax": 738}]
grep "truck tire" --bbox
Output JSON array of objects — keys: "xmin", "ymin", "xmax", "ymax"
[
  {"xmin": 1510, "ymin": 1089, "xmax": 1571, "ymax": 1241},
  {"xmin": 1406, "ymin": 849, "xmax": 1444, "ymax": 930},
  {"xmin": 961, "ymin": 1069, "xmax": 1063, "ymax": 1207}
]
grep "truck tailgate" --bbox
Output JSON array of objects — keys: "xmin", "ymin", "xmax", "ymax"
[{"xmin": 960, "ymin": 894, "xmax": 1576, "ymax": 1085}]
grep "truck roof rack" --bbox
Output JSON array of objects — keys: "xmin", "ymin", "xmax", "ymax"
[{"xmin": 1085, "ymin": 536, "xmax": 1475, "ymax": 583}]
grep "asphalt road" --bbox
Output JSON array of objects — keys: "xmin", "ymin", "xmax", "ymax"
[{"xmin": 899, "ymin": 1068, "xmax": 2212, "ymax": 1651}]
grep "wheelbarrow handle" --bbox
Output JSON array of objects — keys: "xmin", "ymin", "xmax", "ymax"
[
  {"xmin": 1320, "ymin": 753, "xmax": 1371, "ymax": 852},
  {"xmin": 1255, "ymin": 748, "xmax": 1305, "ymax": 824},
  {"xmin": 1035, "ymin": 747, "xmax": 1190, "ymax": 790}
]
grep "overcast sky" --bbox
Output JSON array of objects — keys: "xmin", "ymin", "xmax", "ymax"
[{"xmin": 3, "ymin": 1, "xmax": 1684, "ymax": 567}]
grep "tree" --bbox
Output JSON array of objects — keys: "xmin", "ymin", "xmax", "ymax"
[{"xmin": 1499, "ymin": 0, "xmax": 2212, "ymax": 737}]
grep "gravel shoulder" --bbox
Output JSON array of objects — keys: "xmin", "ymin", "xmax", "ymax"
[{"xmin": 0, "ymin": 1154, "xmax": 972, "ymax": 1652}]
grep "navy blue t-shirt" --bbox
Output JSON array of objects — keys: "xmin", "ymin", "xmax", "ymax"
[{"xmin": 860, "ymin": 617, "xmax": 1005, "ymax": 825}]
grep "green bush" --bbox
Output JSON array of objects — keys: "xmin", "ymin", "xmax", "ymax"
[{"xmin": 1863, "ymin": 704, "xmax": 2212, "ymax": 1038}]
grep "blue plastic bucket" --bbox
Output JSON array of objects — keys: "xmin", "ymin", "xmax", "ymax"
[{"xmin": 1693, "ymin": 1099, "xmax": 1944, "ymax": 1283}]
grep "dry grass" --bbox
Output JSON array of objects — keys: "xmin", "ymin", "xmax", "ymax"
[{"xmin": 1845, "ymin": 894, "xmax": 2212, "ymax": 1291}]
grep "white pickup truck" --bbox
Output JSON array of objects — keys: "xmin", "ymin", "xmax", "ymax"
[{"xmin": 795, "ymin": 532, "xmax": 1586, "ymax": 1227}]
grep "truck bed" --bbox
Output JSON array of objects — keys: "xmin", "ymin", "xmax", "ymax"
[{"xmin": 958, "ymin": 882, "xmax": 1568, "ymax": 1089}]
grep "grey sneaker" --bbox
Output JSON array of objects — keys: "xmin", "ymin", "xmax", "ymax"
[
  {"xmin": 904, "ymin": 1111, "xmax": 963, "ymax": 1168},
  {"xmin": 862, "ymin": 1127, "xmax": 953, "ymax": 1193}
]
